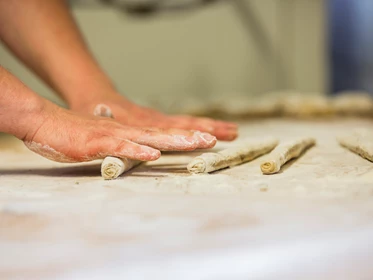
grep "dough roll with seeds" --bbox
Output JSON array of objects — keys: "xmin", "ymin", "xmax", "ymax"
[
  {"xmin": 101, "ymin": 156, "xmax": 141, "ymax": 180},
  {"xmin": 188, "ymin": 137, "xmax": 279, "ymax": 174},
  {"xmin": 94, "ymin": 104, "xmax": 141, "ymax": 180},
  {"xmin": 260, "ymin": 137, "xmax": 315, "ymax": 174},
  {"xmin": 337, "ymin": 129, "xmax": 373, "ymax": 162}
]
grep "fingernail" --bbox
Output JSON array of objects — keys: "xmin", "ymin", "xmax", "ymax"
[
  {"xmin": 141, "ymin": 148, "xmax": 161, "ymax": 160},
  {"xmin": 201, "ymin": 133, "xmax": 216, "ymax": 144},
  {"xmin": 150, "ymin": 149, "xmax": 161, "ymax": 157}
]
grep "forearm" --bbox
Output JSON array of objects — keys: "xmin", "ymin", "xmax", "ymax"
[
  {"xmin": 0, "ymin": 66, "xmax": 45, "ymax": 139},
  {"xmin": 0, "ymin": 0, "xmax": 118, "ymax": 108}
]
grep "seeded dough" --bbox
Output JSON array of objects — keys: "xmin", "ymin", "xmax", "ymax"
[
  {"xmin": 279, "ymin": 94, "xmax": 332, "ymax": 118},
  {"xmin": 215, "ymin": 94, "xmax": 282, "ymax": 119},
  {"xmin": 261, "ymin": 137, "xmax": 316, "ymax": 174},
  {"xmin": 337, "ymin": 129, "xmax": 373, "ymax": 162},
  {"xmin": 93, "ymin": 104, "xmax": 141, "ymax": 180},
  {"xmin": 187, "ymin": 137, "xmax": 278, "ymax": 174},
  {"xmin": 101, "ymin": 156, "xmax": 141, "ymax": 180},
  {"xmin": 332, "ymin": 91, "xmax": 373, "ymax": 116}
]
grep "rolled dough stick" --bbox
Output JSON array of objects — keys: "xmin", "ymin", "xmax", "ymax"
[
  {"xmin": 332, "ymin": 91, "xmax": 373, "ymax": 116},
  {"xmin": 280, "ymin": 94, "xmax": 332, "ymax": 118},
  {"xmin": 337, "ymin": 129, "xmax": 373, "ymax": 162},
  {"xmin": 187, "ymin": 137, "xmax": 279, "ymax": 174},
  {"xmin": 93, "ymin": 104, "xmax": 141, "ymax": 180},
  {"xmin": 218, "ymin": 95, "xmax": 282, "ymax": 119},
  {"xmin": 260, "ymin": 137, "xmax": 315, "ymax": 174},
  {"xmin": 101, "ymin": 156, "xmax": 141, "ymax": 180}
]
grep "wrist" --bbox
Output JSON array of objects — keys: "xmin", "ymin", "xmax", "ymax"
[
  {"xmin": 1, "ymin": 93, "xmax": 47, "ymax": 140},
  {"xmin": 46, "ymin": 59, "xmax": 122, "ymax": 110},
  {"xmin": 0, "ymin": 67, "xmax": 48, "ymax": 140}
]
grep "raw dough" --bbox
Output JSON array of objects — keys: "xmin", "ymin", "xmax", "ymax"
[
  {"xmin": 332, "ymin": 91, "xmax": 373, "ymax": 116},
  {"xmin": 188, "ymin": 137, "xmax": 279, "ymax": 174},
  {"xmin": 189, "ymin": 91, "xmax": 333, "ymax": 119},
  {"xmin": 220, "ymin": 95, "xmax": 282, "ymax": 119},
  {"xmin": 279, "ymin": 94, "xmax": 332, "ymax": 118},
  {"xmin": 181, "ymin": 90, "xmax": 373, "ymax": 120},
  {"xmin": 93, "ymin": 104, "xmax": 142, "ymax": 180},
  {"xmin": 101, "ymin": 157, "xmax": 141, "ymax": 180},
  {"xmin": 337, "ymin": 129, "xmax": 373, "ymax": 162},
  {"xmin": 261, "ymin": 137, "xmax": 316, "ymax": 174}
]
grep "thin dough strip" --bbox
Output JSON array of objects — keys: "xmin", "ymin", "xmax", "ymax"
[
  {"xmin": 188, "ymin": 137, "xmax": 279, "ymax": 174},
  {"xmin": 94, "ymin": 104, "xmax": 141, "ymax": 180},
  {"xmin": 337, "ymin": 129, "xmax": 373, "ymax": 162},
  {"xmin": 260, "ymin": 137, "xmax": 315, "ymax": 174}
]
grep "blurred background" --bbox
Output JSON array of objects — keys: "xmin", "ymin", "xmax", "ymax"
[
  {"xmin": 1, "ymin": 0, "xmax": 372, "ymax": 113},
  {"xmin": 328, "ymin": 0, "xmax": 373, "ymax": 94}
]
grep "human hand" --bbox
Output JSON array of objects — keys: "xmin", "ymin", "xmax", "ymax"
[
  {"xmin": 72, "ymin": 93, "xmax": 238, "ymax": 141},
  {"xmin": 23, "ymin": 102, "xmax": 216, "ymax": 163}
]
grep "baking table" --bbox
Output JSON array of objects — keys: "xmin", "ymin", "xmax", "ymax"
[{"xmin": 1, "ymin": 119, "xmax": 373, "ymax": 279}]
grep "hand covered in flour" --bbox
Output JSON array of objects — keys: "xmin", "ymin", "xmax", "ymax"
[
  {"xmin": 0, "ymin": 0, "xmax": 236, "ymax": 147},
  {"xmin": 0, "ymin": 66, "xmax": 217, "ymax": 163},
  {"xmin": 71, "ymin": 92, "xmax": 238, "ymax": 141},
  {"xmin": 23, "ymin": 103, "xmax": 219, "ymax": 163}
]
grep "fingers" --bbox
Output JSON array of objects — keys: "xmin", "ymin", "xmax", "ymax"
[
  {"xmin": 142, "ymin": 127, "xmax": 217, "ymax": 149},
  {"xmin": 93, "ymin": 104, "xmax": 215, "ymax": 152},
  {"xmin": 213, "ymin": 119, "xmax": 237, "ymax": 129},
  {"xmin": 113, "ymin": 127, "xmax": 200, "ymax": 151},
  {"xmin": 182, "ymin": 116, "xmax": 237, "ymax": 130},
  {"xmin": 212, "ymin": 127, "xmax": 238, "ymax": 141},
  {"xmin": 92, "ymin": 103, "xmax": 236, "ymax": 142},
  {"xmin": 86, "ymin": 136, "xmax": 161, "ymax": 161},
  {"xmin": 164, "ymin": 115, "xmax": 238, "ymax": 141},
  {"xmin": 192, "ymin": 119, "xmax": 238, "ymax": 141},
  {"xmin": 192, "ymin": 131, "xmax": 217, "ymax": 149}
]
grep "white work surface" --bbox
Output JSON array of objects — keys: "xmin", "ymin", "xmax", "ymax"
[{"xmin": 1, "ymin": 119, "xmax": 373, "ymax": 280}]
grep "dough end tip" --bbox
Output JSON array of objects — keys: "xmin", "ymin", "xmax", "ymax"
[{"xmin": 260, "ymin": 160, "xmax": 278, "ymax": 175}]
